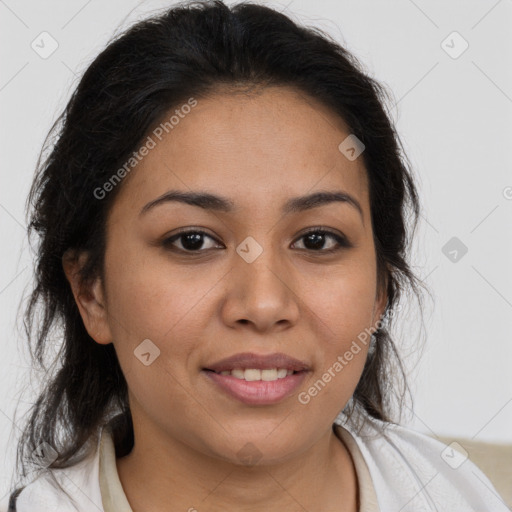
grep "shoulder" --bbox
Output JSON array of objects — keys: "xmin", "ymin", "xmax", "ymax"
[
  {"xmin": 10, "ymin": 431, "xmax": 104, "ymax": 512},
  {"xmin": 335, "ymin": 409, "xmax": 509, "ymax": 511}
]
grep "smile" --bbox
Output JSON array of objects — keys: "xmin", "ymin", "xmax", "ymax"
[{"xmin": 210, "ymin": 368, "xmax": 295, "ymax": 381}]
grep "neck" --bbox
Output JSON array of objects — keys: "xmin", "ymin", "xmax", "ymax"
[{"xmin": 115, "ymin": 421, "xmax": 358, "ymax": 512}]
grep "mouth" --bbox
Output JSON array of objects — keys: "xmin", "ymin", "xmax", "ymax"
[
  {"xmin": 204, "ymin": 351, "xmax": 310, "ymax": 374},
  {"xmin": 202, "ymin": 352, "xmax": 310, "ymax": 405},
  {"xmin": 203, "ymin": 368, "xmax": 299, "ymax": 381}
]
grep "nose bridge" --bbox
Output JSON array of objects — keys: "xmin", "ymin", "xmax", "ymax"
[
  {"xmin": 235, "ymin": 233, "xmax": 287, "ymax": 296},
  {"xmin": 224, "ymin": 232, "xmax": 299, "ymax": 330}
]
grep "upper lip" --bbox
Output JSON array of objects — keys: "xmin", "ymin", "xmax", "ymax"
[{"xmin": 204, "ymin": 352, "xmax": 310, "ymax": 373}]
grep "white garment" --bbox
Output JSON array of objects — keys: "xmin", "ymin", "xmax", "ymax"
[{"xmin": 11, "ymin": 410, "xmax": 509, "ymax": 511}]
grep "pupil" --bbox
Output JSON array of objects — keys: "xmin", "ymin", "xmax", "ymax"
[
  {"xmin": 182, "ymin": 233, "xmax": 203, "ymax": 250},
  {"xmin": 305, "ymin": 232, "xmax": 324, "ymax": 250}
]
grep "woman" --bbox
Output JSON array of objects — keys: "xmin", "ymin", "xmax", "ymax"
[{"xmin": 8, "ymin": 1, "xmax": 507, "ymax": 510}]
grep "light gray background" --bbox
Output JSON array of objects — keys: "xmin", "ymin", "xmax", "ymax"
[{"xmin": 1, "ymin": 0, "xmax": 512, "ymax": 507}]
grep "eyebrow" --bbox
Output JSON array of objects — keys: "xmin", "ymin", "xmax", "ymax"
[{"xmin": 139, "ymin": 189, "xmax": 364, "ymax": 221}]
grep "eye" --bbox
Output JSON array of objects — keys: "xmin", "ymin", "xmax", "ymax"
[
  {"xmin": 161, "ymin": 227, "xmax": 352, "ymax": 255},
  {"xmin": 162, "ymin": 229, "xmax": 223, "ymax": 253},
  {"xmin": 291, "ymin": 228, "xmax": 352, "ymax": 254}
]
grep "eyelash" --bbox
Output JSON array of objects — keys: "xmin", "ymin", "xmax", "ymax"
[{"xmin": 161, "ymin": 227, "xmax": 352, "ymax": 255}]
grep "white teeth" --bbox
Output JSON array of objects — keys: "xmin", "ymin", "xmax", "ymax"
[
  {"xmin": 245, "ymin": 369, "xmax": 261, "ymax": 381},
  {"xmin": 261, "ymin": 369, "xmax": 277, "ymax": 381},
  {"xmin": 231, "ymin": 369, "xmax": 245, "ymax": 379},
  {"xmin": 218, "ymin": 368, "xmax": 296, "ymax": 381}
]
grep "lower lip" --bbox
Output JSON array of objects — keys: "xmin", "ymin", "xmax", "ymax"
[{"xmin": 202, "ymin": 370, "xmax": 308, "ymax": 405}]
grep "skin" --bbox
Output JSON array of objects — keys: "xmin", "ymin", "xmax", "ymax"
[{"xmin": 63, "ymin": 85, "xmax": 387, "ymax": 512}]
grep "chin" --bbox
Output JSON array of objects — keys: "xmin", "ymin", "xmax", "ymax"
[{"xmin": 203, "ymin": 431, "xmax": 308, "ymax": 468}]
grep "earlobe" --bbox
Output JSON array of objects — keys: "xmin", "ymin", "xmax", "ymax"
[{"xmin": 62, "ymin": 249, "xmax": 113, "ymax": 345}]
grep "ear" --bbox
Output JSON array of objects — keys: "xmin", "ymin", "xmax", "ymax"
[{"xmin": 62, "ymin": 248, "xmax": 113, "ymax": 345}]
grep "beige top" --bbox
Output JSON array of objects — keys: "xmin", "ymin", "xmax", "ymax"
[
  {"xmin": 98, "ymin": 424, "xmax": 379, "ymax": 511},
  {"xmin": 334, "ymin": 424, "xmax": 380, "ymax": 512}
]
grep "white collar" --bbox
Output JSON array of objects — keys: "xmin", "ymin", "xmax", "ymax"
[{"xmin": 13, "ymin": 410, "xmax": 508, "ymax": 511}]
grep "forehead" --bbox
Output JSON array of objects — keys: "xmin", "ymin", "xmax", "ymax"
[{"xmin": 112, "ymin": 86, "xmax": 369, "ymax": 218}]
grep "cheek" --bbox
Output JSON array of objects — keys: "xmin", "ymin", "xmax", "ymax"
[
  {"xmin": 102, "ymin": 245, "xmax": 207, "ymax": 420},
  {"xmin": 297, "ymin": 282, "xmax": 373, "ymax": 420},
  {"xmin": 299, "ymin": 261, "xmax": 376, "ymax": 397},
  {"xmin": 104, "ymin": 240, "xmax": 208, "ymax": 338},
  {"xmin": 103, "ymin": 242, "xmax": 223, "ymax": 381},
  {"xmin": 302, "ymin": 260, "xmax": 378, "ymax": 341}
]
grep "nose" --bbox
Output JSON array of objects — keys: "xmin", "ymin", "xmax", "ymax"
[{"xmin": 220, "ymin": 239, "xmax": 300, "ymax": 333}]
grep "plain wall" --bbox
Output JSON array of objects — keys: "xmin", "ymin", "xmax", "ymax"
[{"xmin": 1, "ymin": 0, "xmax": 511, "ymax": 507}]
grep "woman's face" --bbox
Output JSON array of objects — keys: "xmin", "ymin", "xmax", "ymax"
[{"xmin": 71, "ymin": 86, "xmax": 387, "ymax": 464}]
